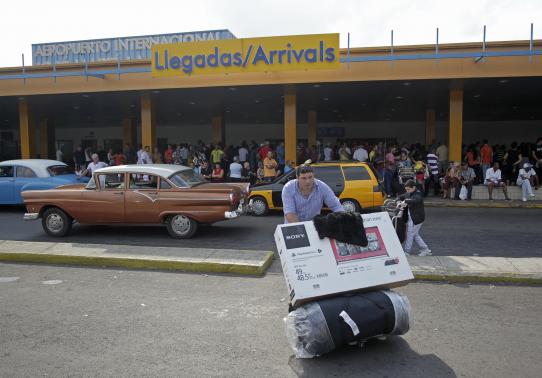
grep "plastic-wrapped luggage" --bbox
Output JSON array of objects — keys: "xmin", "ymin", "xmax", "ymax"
[{"xmin": 284, "ymin": 290, "xmax": 411, "ymax": 358}]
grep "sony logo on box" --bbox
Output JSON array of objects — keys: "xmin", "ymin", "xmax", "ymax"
[{"xmin": 282, "ymin": 224, "xmax": 311, "ymax": 249}]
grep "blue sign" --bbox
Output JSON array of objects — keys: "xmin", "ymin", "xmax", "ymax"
[{"xmin": 31, "ymin": 30, "xmax": 236, "ymax": 66}]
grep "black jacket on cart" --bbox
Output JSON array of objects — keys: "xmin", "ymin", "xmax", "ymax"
[{"xmin": 313, "ymin": 212, "xmax": 368, "ymax": 247}]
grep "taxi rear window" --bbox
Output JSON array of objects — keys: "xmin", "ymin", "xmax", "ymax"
[{"xmin": 342, "ymin": 166, "xmax": 371, "ymax": 180}]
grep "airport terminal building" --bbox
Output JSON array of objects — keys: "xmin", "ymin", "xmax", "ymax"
[{"xmin": 0, "ymin": 29, "xmax": 541, "ymax": 164}]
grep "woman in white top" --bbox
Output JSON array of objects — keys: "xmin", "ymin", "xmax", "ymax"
[{"xmin": 228, "ymin": 156, "xmax": 243, "ymax": 182}]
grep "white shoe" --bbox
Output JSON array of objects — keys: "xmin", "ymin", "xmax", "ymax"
[
  {"xmin": 522, "ymin": 198, "xmax": 527, "ymax": 202},
  {"xmin": 529, "ymin": 193, "xmax": 535, "ymax": 199},
  {"xmin": 418, "ymin": 249, "xmax": 432, "ymax": 256},
  {"xmin": 403, "ymin": 250, "xmax": 411, "ymax": 256}
]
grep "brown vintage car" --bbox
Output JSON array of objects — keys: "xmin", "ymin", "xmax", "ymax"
[{"xmin": 22, "ymin": 164, "xmax": 250, "ymax": 238}]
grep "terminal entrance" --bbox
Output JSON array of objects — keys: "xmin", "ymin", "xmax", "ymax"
[{"xmin": 1, "ymin": 77, "xmax": 541, "ymax": 163}]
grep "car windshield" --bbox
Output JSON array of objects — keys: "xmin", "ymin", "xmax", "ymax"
[
  {"xmin": 169, "ymin": 170, "xmax": 206, "ymax": 188},
  {"xmin": 47, "ymin": 165, "xmax": 74, "ymax": 176},
  {"xmin": 85, "ymin": 177, "xmax": 96, "ymax": 189},
  {"xmin": 275, "ymin": 170, "xmax": 296, "ymax": 184}
]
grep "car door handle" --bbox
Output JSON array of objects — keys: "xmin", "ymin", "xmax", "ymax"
[{"xmin": 113, "ymin": 192, "xmax": 124, "ymax": 195}]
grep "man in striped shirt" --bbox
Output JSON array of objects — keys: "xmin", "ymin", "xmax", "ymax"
[{"xmin": 425, "ymin": 149, "xmax": 440, "ymax": 196}]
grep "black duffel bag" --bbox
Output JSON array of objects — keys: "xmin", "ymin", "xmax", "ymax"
[{"xmin": 284, "ymin": 290, "xmax": 410, "ymax": 358}]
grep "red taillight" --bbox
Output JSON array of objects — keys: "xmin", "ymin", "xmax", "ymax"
[{"xmin": 229, "ymin": 193, "xmax": 235, "ymax": 205}]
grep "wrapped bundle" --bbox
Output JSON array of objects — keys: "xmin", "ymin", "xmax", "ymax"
[{"xmin": 284, "ymin": 290, "xmax": 410, "ymax": 358}]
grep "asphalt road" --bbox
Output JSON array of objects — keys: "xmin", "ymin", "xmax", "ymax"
[
  {"xmin": 1, "ymin": 263, "xmax": 541, "ymax": 377},
  {"xmin": 1, "ymin": 206, "xmax": 541, "ymax": 257}
]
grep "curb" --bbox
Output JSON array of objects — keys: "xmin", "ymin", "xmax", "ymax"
[
  {"xmin": 425, "ymin": 201, "xmax": 542, "ymax": 209},
  {"xmin": 0, "ymin": 251, "xmax": 275, "ymax": 277},
  {"xmin": 413, "ymin": 272, "xmax": 542, "ymax": 284}
]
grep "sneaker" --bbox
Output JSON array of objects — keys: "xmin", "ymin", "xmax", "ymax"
[
  {"xmin": 418, "ymin": 249, "xmax": 432, "ymax": 257},
  {"xmin": 522, "ymin": 198, "xmax": 527, "ymax": 202},
  {"xmin": 403, "ymin": 250, "xmax": 411, "ymax": 256},
  {"xmin": 529, "ymin": 193, "xmax": 536, "ymax": 199}
]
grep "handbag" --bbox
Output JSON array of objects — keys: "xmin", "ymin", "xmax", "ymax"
[{"xmin": 459, "ymin": 185, "xmax": 468, "ymax": 200}]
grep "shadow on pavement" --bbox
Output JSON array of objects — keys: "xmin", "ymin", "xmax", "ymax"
[
  {"xmin": 0, "ymin": 205, "xmax": 25, "ymax": 213},
  {"xmin": 287, "ymin": 337, "xmax": 456, "ymax": 378}
]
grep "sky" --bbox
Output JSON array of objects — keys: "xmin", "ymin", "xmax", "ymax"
[{"xmin": 1, "ymin": 0, "xmax": 541, "ymax": 67}]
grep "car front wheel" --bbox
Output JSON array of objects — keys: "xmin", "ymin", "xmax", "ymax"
[
  {"xmin": 250, "ymin": 196, "xmax": 269, "ymax": 216},
  {"xmin": 42, "ymin": 208, "xmax": 73, "ymax": 237},
  {"xmin": 166, "ymin": 214, "xmax": 198, "ymax": 239},
  {"xmin": 340, "ymin": 199, "xmax": 360, "ymax": 213}
]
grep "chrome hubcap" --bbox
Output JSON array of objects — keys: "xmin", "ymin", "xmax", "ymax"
[
  {"xmin": 46, "ymin": 214, "xmax": 64, "ymax": 232},
  {"xmin": 171, "ymin": 215, "xmax": 191, "ymax": 235},
  {"xmin": 342, "ymin": 201, "xmax": 357, "ymax": 212},
  {"xmin": 252, "ymin": 199, "xmax": 266, "ymax": 214}
]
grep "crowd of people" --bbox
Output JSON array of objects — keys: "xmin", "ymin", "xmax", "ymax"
[{"xmin": 69, "ymin": 137, "xmax": 542, "ymax": 200}]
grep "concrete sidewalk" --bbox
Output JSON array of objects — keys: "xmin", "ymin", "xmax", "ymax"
[
  {"xmin": 1, "ymin": 240, "xmax": 541, "ymax": 283},
  {"xmin": 407, "ymin": 255, "xmax": 542, "ymax": 284},
  {"xmin": 424, "ymin": 197, "xmax": 542, "ymax": 209},
  {"xmin": 0, "ymin": 240, "xmax": 274, "ymax": 276}
]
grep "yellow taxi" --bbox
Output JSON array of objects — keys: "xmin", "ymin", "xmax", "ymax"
[{"xmin": 248, "ymin": 160, "xmax": 385, "ymax": 216}]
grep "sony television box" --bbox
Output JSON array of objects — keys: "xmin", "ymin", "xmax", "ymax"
[{"xmin": 274, "ymin": 212, "xmax": 414, "ymax": 308}]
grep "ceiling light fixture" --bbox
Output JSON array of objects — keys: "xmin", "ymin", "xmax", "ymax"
[
  {"xmin": 313, "ymin": 84, "xmax": 321, "ymax": 88},
  {"xmin": 402, "ymin": 82, "xmax": 411, "ymax": 86},
  {"xmin": 473, "ymin": 94, "xmax": 481, "ymax": 98},
  {"xmin": 322, "ymin": 97, "xmax": 329, "ymax": 101},
  {"xmin": 498, "ymin": 79, "xmax": 508, "ymax": 84},
  {"xmin": 395, "ymin": 96, "xmax": 403, "ymax": 100},
  {"xmin": 189, "ymin": 101, "xmax": 196, "ymax": 105}
]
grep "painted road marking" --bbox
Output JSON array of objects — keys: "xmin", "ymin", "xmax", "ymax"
[
  {"xmin": 0, "ymin": 276, "xmax": 20, "ymax": 283},
  {"xmin": 42, "ymin": 280, "xmax": 63, "ymax": 285}
]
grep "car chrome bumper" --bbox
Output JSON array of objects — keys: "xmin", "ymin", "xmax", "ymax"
[
  {"xmin": 225, "ymin": 199, "xmax": 253, "ymax": 219},
  {"xmin": 23, "ymin": 213, "xmax": 39, "ymax": 221}
]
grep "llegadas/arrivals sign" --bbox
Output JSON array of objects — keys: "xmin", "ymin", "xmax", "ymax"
[{"xmin": 151, "ymin": 33, "xmax": 339, "ymax": 76}]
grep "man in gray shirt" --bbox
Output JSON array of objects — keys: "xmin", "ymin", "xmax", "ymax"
[{"xmin": 458, "ymin": 162, "xmax": 476, "ymax": 200}]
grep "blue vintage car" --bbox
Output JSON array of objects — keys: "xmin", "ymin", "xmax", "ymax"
[{"xmin": 0, "ymin": 159, "xmax": 89, "ymax": 205}]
